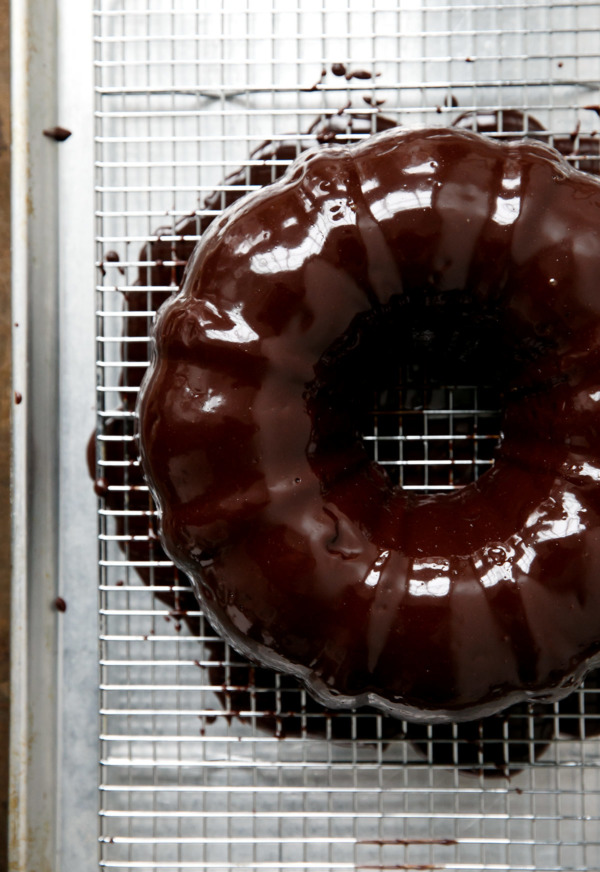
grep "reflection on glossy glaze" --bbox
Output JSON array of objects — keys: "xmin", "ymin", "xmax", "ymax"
[{"xmin": 139, "ymin": 127, "xmax": 600, "ymax": 722}]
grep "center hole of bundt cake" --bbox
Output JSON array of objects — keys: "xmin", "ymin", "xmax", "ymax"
[
  {"xmin": 360, "ymin": 360, "xmax": 504, "ymax": 493},
  {"xmin": 310, "ymin": 295, "xmax": 506, "ymax": 494}
]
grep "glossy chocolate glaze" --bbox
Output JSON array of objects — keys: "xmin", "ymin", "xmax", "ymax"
[
  {"xmin": 138, "ymin": 125, "xmax": 600, "ymax": 723},
  {"xmin": 120, "ymin": 114, "xmax": 397, "ymax": 411}
]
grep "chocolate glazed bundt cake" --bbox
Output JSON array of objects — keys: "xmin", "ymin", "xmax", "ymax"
[
  {"xmin": 138, "ymin": 119, "xmax": 600, "ymax": 722},
  {"xmin": 91, "ymin": 109, "xmax": 600, "ymax": 761}
]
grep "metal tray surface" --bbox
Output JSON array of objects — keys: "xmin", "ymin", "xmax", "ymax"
[{"xmin": 12, "ymin": 1, "xmax": 600, "ymax": 871}]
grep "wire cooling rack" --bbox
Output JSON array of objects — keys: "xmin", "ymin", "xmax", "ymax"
[{"xmin": 93, "ymin": 2, "xmax": 600, "ymax": 869}]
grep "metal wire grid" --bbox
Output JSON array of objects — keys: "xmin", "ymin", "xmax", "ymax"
[{"xmin": 94, "ymin": 1, "xmax": 600, "ymax": 869}]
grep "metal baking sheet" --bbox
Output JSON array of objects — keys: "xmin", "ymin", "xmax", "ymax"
[
  {"xmin": 10, "ymin": 0, "xmax": 97, "ymax": 868},
  {"xmin": 12, "ymin": 1, "xmax": 600, "ymax": 870}
]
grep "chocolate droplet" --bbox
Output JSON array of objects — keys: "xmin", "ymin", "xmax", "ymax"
[{"xmin": 43, "ymin": 126, "xmax": 72, "ymax": 142}]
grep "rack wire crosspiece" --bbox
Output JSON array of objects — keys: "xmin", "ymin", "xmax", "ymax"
[{"xmin": 94, "ymin": 2, "xmax": 600, "ymax": 869}]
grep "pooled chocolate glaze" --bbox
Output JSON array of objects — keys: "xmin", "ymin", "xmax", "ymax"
[
  {"xmin": 139, "ymin": 125, "xmax": 600, "ymax": 723},
  {"xmin": 404, "ymin": 701, "xmax": 554, "ymax": 777}
]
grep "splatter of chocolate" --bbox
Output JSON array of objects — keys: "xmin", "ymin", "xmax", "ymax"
[
  {"xmin": 363, "ymin": 96, "xmax": 386, "ymax": 108},
  {"xmin": 445, "ymin": 94, "xmax": 459, "ymax": 108},
  {"xmin": 54, "ymin": 597, "xmax": 67, "ymax": 612},
  {"xmin": 356, "ymin": 865, "xmax": 442, "ymax": 871},
  {"xmin": 315, "ymin": 127, "xmax": 338, "ymax": 144},
  {"xmin": 94, "ymin": 477, "xmax": 110, "ymax": 497},
  {"xmin": 584, "ymin": 105, "xmax": 600, "ymax": 119},
  {"xmin": 346, "ymin": 68, "xmax": 379, "ymax": 81},
  {"xmin": 105, "ymin": 249, "xmax": 126, "ymax": 275},
  {"xmin": 358, "ymin": 838, "xmax": 457, "ymax": 847},
  {"xmin": 116, "ymin": 580, "xmax": 124, "ymax": 587},
  {"xmin": 570, "ymin": 120, "xmax": 582, "ymax": 141},
  {"xmin": 302, "ymin": 67, "xmax": 328, "ymax": 92},
  {"xmin": 465, "ymin": 56, "xmax": 474, "ymax": 63},
  {"xmin": 14, "ymin": 391, "xmax": 22, "ymax": 405},
  {"xmin": 331, "ymin": 62, "xmax": 347, "ymax": 77},
  {"xmin": 336, "ymin": 100, "xmax": 352, "ymax": 116},
  {"xmin": 43, "ymin": 126, "xmax": 72, "ymax": 142}
]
